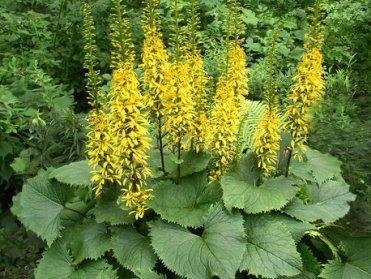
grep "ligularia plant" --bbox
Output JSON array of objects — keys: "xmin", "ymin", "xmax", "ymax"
[{"xmin": 12, "ymin": 1, "xmax": 361, "ymax": 279}]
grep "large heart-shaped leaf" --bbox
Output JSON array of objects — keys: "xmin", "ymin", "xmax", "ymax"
[
  {"xmin": 221, "ymin": 153, "xmax": 299, "ymax": 213},
  {"xmin": 320, "ymin": 237, "xmax": 371, "ymax": 279},
  {"xmin": 111, "ymin": 228, "xmax": 157, "ymax": 274},
  {"xmin": 283, "ymin": 180, "xmax": 356, "ymax": 223},
  {"xmin": 222, "ymin": 174, "xmax": 299, "ymax": 213},
  {"xmin": 149, "ymin": 171, "xmax": 221, "ymax": 227},
  {"xmin": 240, "ymin": 215, "xmax": 302, "ymax": 278},
  {"xmin": 66, "ymin": 220, "xmax": 111, "ymax": 264},
  {"xmin": 150, "ymin": 204, "xmax": 245, "ymax": 279},
  {"xmin": 92, "ymin": 187, "xmax": 133, "ymax": 225},
  {"xmin": 49, "ymin": 160, "xmax": 92, "ymax": 187},
  {"xmin": 291, "ymin": 148, "xmax": 342, "ymax": 184},
  {"xmin": 16, "ymin": 171, "xmax": 75, "ymax": 245},
  {"xmin": 35, "ymin": 241, "xmax": 117, "ymax": 279},
  {"xmin": 258, "ymin": 214, "xmax": 316, "ymax": 242}
]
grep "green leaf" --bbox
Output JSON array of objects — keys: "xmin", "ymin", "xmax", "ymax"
[
  {"xmin": 260, "ymin": 214, "xmax": 315, "ymax": 242},
  {"xmin": 320, "ymin": 237, "xmax": 371, "ymax": 279},
  {"xmin": 10, "ymin": 192, "xmax": 26, "ymax": 224},
  {"xmin": 49, "ymin": 160, "xmax": 92, "ymax": 187},
  {"xmin": 148, "ymin": 148, "xmax": 175, "ymax": 178},
  {"xmin": 10, "ymin": 156, "xmax": 28, "ymax": 173},
  {"xmin": 133, "ymin": 270, "xmax": 165, "ymax": 279},
  {"xmin": 283, "ymin": 180, "xmax": 356, "ymax": 223},
  {"xmin": 168, "ymin": 151, "xmax": 211, "ymax": 178},
  {"xmin": 221, "ymin": 155, "xmax": 299, "ymax": 213},
  {"xmin": 150, "ymin": 204, "xmax": 245, "ymax": 279},
  {"xmin": 35, "ymin": 241, "xmax": 117, "ymax": 279},
  {"xmin": 238, "ymin": 100, "xmax": 266, "ymax": 152},
  {"xmin": 241, "ymin": 8, "xmax": 258, "ymax": 26},
  {"xmin": 298, "ymin": 243, "xmax": 321, "ymax": 276},
  {"xmin": 0, "ymin": 140, "xmax": 13, "ymax": 159},
  {"xmin": 111, "ymin": 228, "xmax": 157, "ymax": 274},
  {"xmin": 35, "ymin": 241, "xmax": 74, "ymax": 279},
  {"xmin": 149, "ymin": 172, "xmax": 221, "ymax": 227},
  {"xmin": 66, "ymin": 220, "xmax": 111, "ymax": 264},
  {"xmin": 291, "ymin": 148, "xmax": 342, "ymax": 184},
  {"xmin": 95, "ymin": 267, "xmax": 118, "ymax": 279},
  {"xmin": 92, "ymin": 187, "xmax": 133, "ymax": 225},
  {"xmin": 70, "ymin": 260, "xmax": 118, "ymax": 279},
  {"xmin": 19, "ymin": 171, "xmax": 75, "ymax": 245},
  {"xmin": 240, "ymin": 215, "xmax": 302, "ymax": 278}
]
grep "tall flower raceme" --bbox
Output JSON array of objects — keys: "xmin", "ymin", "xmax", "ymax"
[
  {"xmin": 82, "ymin": 3, "xmax": 111, "ymax": 195},
  {"xmin": 86, "ymin": 109, "xmax": 112, "ymax": 196},
  {"xmin": 162, "ymin": 59, "xmax": 196, "ymax": 150},
  {"xmin": 206, "ymin": 1, "xmax": 248, "ymax": 181},
  {"xmin": 109, "ymin": 0, "xmax": 134, "ymax": 69},
  {"xmin": 253, "ymin": 108, "xmax": 281, "ymax": 175},
  {"xmin": 182, "ymin": 0, "xmax": 209, "ymax": 153},
  {"xmin": 82, "ymin": 3, "xmax": 102, "ymax": 107},
  {"xmin": 207, "ymin": 40, "xmax": 249, "ymax": 181},
  {"xmin": 186, "ymin": 53, "xmax": 209, "ymax": 153},
  {"xmin": 284, "ymin": 2, "xmax": 324, "ymax": 159},
  {"xmin": 141, "ymin": 0, "xmax": 170, "ymax": 172},
  {"xmin": 161, "ymin": 0, "xmax": 197, "ymax": 181},
  {"xmin": 253, "ymin": 31, "xmax": 281, "ymax": 176},
  {"xmin": 85, "ymin": 2, "xmax": 153, "ymax": 219},
  {"xmin": 227, "ymin": 43, "xmax": 249, "ymax": 109},
  {"xmin": 107, "ymin": 63, "xmax": 153, "ymax": 219}
]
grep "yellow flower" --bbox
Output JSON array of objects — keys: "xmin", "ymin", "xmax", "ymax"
[
  {"xmin": 252, "ymin": 30, "xmax": 281, "ymax": 176},
  {"xmin": 106, "ymin": 62, "xmax": 153, "ymax": 218},
  {"xmin": 207, "ymin": 42, "xmax": 248, "ymax": 180},
  {"xmin": 284, "ymin": 1, "xmax": 324, "ymax": 159},
  {"xmin": 141, "ymin": 24, "xmax": 169, "ymax": 119},
  {"xmin": 162, "ymin": 59, "xmax": 196, "ymax": 149},
  {"xmin": 253, "ymin": 107, "xmax": 281, "ymax": 176},
  {"xmin": 284, "ymin": 45, "xmax": 324, "ymax": 158},
  {"xmin": 109, "ymin": 0, "xmax": 134, "ymax": 69},
  {"xmin": 185, "ymin": 53, "xmax": 209, "ymax": 152},
  {"xmin": 86, "ymin": 109, "xmax": 112, "ymax": 196},
  {"xmin": 227, "ymin": 43, "xmax": 249, "ymax": 107},
  {"xmin": 87, "ymin": 61, "xmax": 153, "ymax": 219}
]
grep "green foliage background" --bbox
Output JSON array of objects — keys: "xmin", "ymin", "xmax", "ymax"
[{"xmin": 0, "ymin": 0, "xmax": 369, "ymax": 278}]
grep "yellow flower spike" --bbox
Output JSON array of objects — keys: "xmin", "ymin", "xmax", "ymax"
[
  {"xmin": 185, "ymin": 53, "xmax": 209, "ymax": 152},
  {"xmin": 109, "ymin": 0, "xmax": 134, "ymax": 69},
  {"xmin": 162, "ymin": 59, "xmax": 196, "ymax": 149},
  {"xmin": 227, "ymin": 43, "xmax": 249, "ymax": 107},
  {"xmin": 86, "ymin": 109, "xmax": 112, "ymax": 197},
  {"xmin": 141, "ymin": 24, "xmax": 169, "ymax": 118},
  {"xmin": 253, "ymin": 107, "xmax": 281, "ymax": 176},
  {"xmin": 207, "ymin": 40, "xmax": 248, "ymax": 181},
  {"xmin": 82, "ymin": 3, "xmax": 103, "ymax": 107},
  {"xmin": 207, "ymin": 74, "xmax": 241, "ymax": 181},
  {"xmin": 252, "ymin": 30, "xmax": 281, "ymax": 176},
  {"xmin": 90, "ymin": 61, "xmax": 153, "ymax": 219},
  {"xmin": 284, "ymin": 3, "xmax": 324, "ymax": 159}
]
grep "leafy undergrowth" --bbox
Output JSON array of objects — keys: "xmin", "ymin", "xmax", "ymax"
[
  {"xmin": 0, "ymin": 212, "xmax": 44, "ymax": 279},
  {"xmin": 309, "ymin": 95, "xmax": 371, "ymax": 236},
  {"xmin": 10, "ymin": 146, "xmax": 369, "ymax": 278}
]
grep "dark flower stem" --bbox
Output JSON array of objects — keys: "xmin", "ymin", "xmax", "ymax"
[
  {"xmin": 176, "ymin": 139, "xmax": 181, "ymax": 184},
  {"xmin": 157, "ymin": 116, "xmax": 166, "ymax": 173},
  {"xmin": 285, "ymin": 147, "xmax": 292, "ymax": 177}
]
